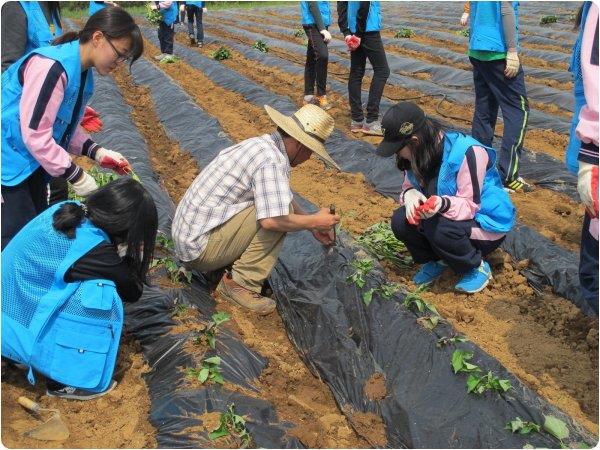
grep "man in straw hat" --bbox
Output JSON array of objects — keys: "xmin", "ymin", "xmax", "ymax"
[{"xmin": 172, "ymin": 104, "xmax": 341, "ymax": 315}]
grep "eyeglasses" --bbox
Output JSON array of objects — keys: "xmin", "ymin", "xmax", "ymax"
[{"xmin": 104, "ymin": 36, "xmax": 130, "ymax": 63}]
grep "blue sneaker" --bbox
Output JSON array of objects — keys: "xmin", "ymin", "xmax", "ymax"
[
  {"xmin": 413, "ymin": 261, "xmax": 446, "ymax": 285},
  {"xmin": 455, "ymin": 261, "xmax": 492, "ymax": 294}
]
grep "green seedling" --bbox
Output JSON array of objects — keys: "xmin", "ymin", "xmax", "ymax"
[
  {"xmin": 69, "ymin": 166, "xmax": 137, "ymax": 201},
  {"xmin": 456, "ymin": 28, "xmax": 470, "ymax": 37},
  {"xmin": 186, "ymin": 356, "xmax": 224, "ymax": 385},
  {"xmin": 252, "ymin": 40, "xmax": 269, "ymax": 53},
  {"xmin": 394, "ymin": 28, "xmax": 415, "ymax": 38},
  {"xmin": 451, "ymin": 349, "xmax": 481, "ymax": 374},
  {"xmin": 362, "ymin": 282, "xmax": 399, "ymax": 307},
  {"xmin": 172, "ymin": 303, "xmax": 190, "ymax": 318},
  {"xmin": 159, "ymin": 54, "xmax": 181, "ymax": 64},
  {"xmin": 211, "ymin": 46, "xmax": 231, "ymax": 60},
  {"xmin": 466, "ymin": 371, "xmax": 512, "ymax": 394},
  {"xmin": 416, "ymin": 315, "xmax": 440, "ymax": 330},
  {"xmin": 540, "ymin": 15, "xmax": 559, "ymax": 24},
  {"xmin": 146, "ymin": 5, "xmax": 163, "ymax": 25},
  {"xmin": 293, "ymin": 28, "xmax": 304, "ymax": 38},
  {"xmin": 150, "ymin": 256, "xmax": 193, "ymax": 284},
  {"xmin": 437, "ymin": 335, "xmax": 469, "ymax": 348},
  {"xmin": 543, "ymin": 415, "xmax": 569, "ymax": 443},
  {"xmin": 195, "ymin": 311, "xmax": 231, "ymax": 349},
  {"xmin": 403, "ymin": 286, "xmax": 438, "ymax": 315},
  {"xmin": 156, "ymin": 233, "xmax": 175, "ymax": 250},
  {"xmin": 209, "ymin": 404, "xmax": 253, "ymax": 447},
  {"xmin": 506, "ymin": 417, "xmax": 541, "ymax": 435},
  {"xmin": 346, "ymin": 258, "xmax": 374, "ymax": 289},
  {"xmin": 356, "ymin": 222, "xmax": 412, "ymax": 267}
]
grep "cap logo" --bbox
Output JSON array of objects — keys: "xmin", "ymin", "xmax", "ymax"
[{"xmin": 399, "ymin": 122, "xmax": 414, "ymax": 135}]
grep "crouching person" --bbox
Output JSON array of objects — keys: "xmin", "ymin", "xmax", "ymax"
[
  {"xmin": 2, "ymin": 178, "xmax": 158, "ymax": 399},
  {"xmin": 376, "ymin": 102, "xmax": 515, "ymax": 293},
  {"xmin": 172, "ymin": 104, "xmax": 341, "ymax": 315}
]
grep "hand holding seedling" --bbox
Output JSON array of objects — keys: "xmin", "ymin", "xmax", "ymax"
[
  {"xmin": 95, "ymin": 148, "xmax": 132, "ymax": 175},
  {"xmin": 403, "ymin": 188, "xmax": 427, "ymax": 225},
  {"xmin": 417, "ymin": 196, "xmax": 442, "ymax": 219},
  {"xmin": 311, "ymin": 207, "xmax": 340, "ymax": 232}
]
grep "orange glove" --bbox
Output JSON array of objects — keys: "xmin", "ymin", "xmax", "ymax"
[
  {"xmin": 345, "ymin": 35, "xmax": 361, "ymax": 52},
  {"xmin": 80, "ymin": 106, "xmax": 103, "ymax": 133},
  {"xmin": 417, "ymin": 196, "xmax": 443, "ymax": 219}
]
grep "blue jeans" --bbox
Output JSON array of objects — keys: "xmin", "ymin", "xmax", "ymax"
[{"xmin": 186, "ymin": 5, "xmax": 204, "ymax": 42}]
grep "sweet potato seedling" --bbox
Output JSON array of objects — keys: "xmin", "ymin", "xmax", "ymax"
[
  {"xmin": 195, "ymin": 312, "xmax": 231, "ymax": 349},
  {"xmin": 456, "ymin": 28, "xmax": 470, "ymax": 37},
  {"xmin": 146, "ymin": 5, "xmax": 162, "ymax": 25},
  {"xmin": 346, "ymin": 258, "xmax": 374, "ymax": 289},
  {"xmin": 505, "ymin": 417, "xmax": 541, "ymax": 435},
  {"xmin": 451, "ymin": 350, "xmax": 481, "ymax": 374},
  {"xmin": 208, "ymin": 404, "xmax": 253, "ymax": 448},
  {"xmin": 437, "ymin": 335, "xmax": 469, "ymax": 348},
  {"xmin": 293, "ymin": 29, "xmax": 304, "ymax": 38},
  {"xmin": 252, "ymin": 40, "xmax": 269, "ymax": 53},
  {"xmin": 466, "ymin": 371, "xmax": 511, "ymax": 395},
  {"xmin": 395, "ymin": 28, "xmax": 415, "ymax": 38},
  {"xmin": 357, "ymin": 222, "xmax": 412, "ymax": 267},
  {"xmin": 150, "ymin": 256, "xmax": 193, "ymax": 284},
  {"xmin": 540, "ymin": 15, "xmax": 559, "ymax": 24},
  {"xmin": 186, "ymin": 356, "xmax": 224, "ymax": 385},
  {"xmin": 211, "ymin": 46, "xmax": 232, "ymax": 60}
]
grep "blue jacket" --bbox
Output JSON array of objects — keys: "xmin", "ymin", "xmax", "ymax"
[
  {"xmin": 347, "ymin": 1, "xmax": 381, "ymax": 33},
  {"xmin": 160, "ymin": 2, "xmax": 178, "ymax": 25},
  {"xmin": 469, "ymin": 1, "xmax": 520, "ymax": 53},
  {"xmin": 566, "ymin": 1, "xmax": 592, "ymax": 175},
  {"xmin": 300, "ymin": 1, "xmax": 331, "ymax": 27},
  {"xmin": 89, "ymin": 1, "xmax": 106, "ymax": 15},
  {"xmin": 19, "ymin": 1, "xmax": 62, "ymax": 53},
  {"xmin": 2, "ymin": 201, "xmax": 124, "ymax": 392},
  {"xmin": 186, "ymin": 1, "xmax": 204, "ymax": 7},
  {"xmin": 1, "ymin": 40, "xmax": 94, "ymax": 186},
  {"xmin": 407, "ymin": 132, "xmax": 515, "ymax": 233}
]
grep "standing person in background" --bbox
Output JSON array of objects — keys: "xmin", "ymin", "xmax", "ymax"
[
  {"xmin": 337, "ymin": 1, "xmax": 389, "ymax": 136},
  {"xmin": 150, "ymin": 1, "xmax": 177, "ymax": 61},
  {"xmin": 1, "ymin": 7, "xmax": 141, "ymax": 249},
  {"xmin": 572, "ymin": 2, "xmax": 599, "ymax": 314},
  {"xmin": 468, "ymin": 1, "xmax": 531, "ymax": 192},
  {"xmin": 89, "ymin": 1, "xmax": 117, "ymax": 16},
  {"xmin": 301, "ymin": 1, "xmax": 333, "ymax": 111},
  {"xmin": 183, "ymin": 1, "xmax": 205, "ymax": 47},
  {"xmin": 460, "ymin": 2, "xmax": 470, "ymax": 26}
]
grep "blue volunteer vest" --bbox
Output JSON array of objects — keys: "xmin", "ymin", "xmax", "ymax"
[
  {"xmin": 19, "ymin": 1, "xmax": 62, "ymax": 53},
  {"xmin": 186, "ymin": 1, "xmax": 204, "ymax": 7},
  {"xmin": 160, "ymin": 2, "xmax": 178, "ymax": 25},
  {"xmin": 1, "ymin": 40, "xmax": 94, "ymax": 186},
  {"xmin": 406, "ymin": 132, "xmax": 515, "ymax": 233},
  {"xmin": 89, "ymin": 1, "xmax": 106, "ymax": 16},
  {"xmin": 347, "ymin": 1, "xmax": 381, "ymax": 33},
  {"xmin": 566, "ymin": 1, "xmax": 592, "ymax": 175},
  {"xmin": 2, "ymin": 201, "xmax": 124, "ymax": 392},
  {"xmin": 469, "ymin": 1, "xmax": 520, "ymax": 52},
  {"xmin": 300, "ymin": 1, "xmax": 331, "ymax": 27}
]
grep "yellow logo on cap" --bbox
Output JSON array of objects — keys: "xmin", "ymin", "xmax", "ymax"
[{"xmin": 399, "ymin": 122, "xmax": 414, "ymax": 135}]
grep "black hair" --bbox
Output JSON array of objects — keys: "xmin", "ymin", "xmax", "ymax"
[
  {"xmin": 574, "ymin": 3, "xmax": 585, "ymax": 29},
  {"xmin": 395, "ymin": 116, "xmax": 447, "ymax": 185},
  {"xmin": 53, "ymin": 178, "xmax": 158, "ymax": 283},
  {"xmin": 51, "ymin": 6, "xmax": 143, "ymax": 65},
  {"xmin": 47, "ymin": 2, "xmax": 62, "ymax": 30},
  {"xmin": 277, "ymin": 126, "xmax": 291, "ymax": 139}
]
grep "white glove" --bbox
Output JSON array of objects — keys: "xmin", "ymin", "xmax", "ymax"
[
  {"xmin": 402, "ymin": 188, "xmax": 427, "ymax": 225},
  {"xmin": 504, "ymin": 51, "xmax": 520, "ymax": 78},
  {"xmin": 117, "ymin": 243, "xmax": 128, "ymax": 258},
  {"xmin": 578, "ymin": 161, "xmax": 599, "ymax": 217},
  {"xmin": 179, "ymin": 4, "xmax": 185, "ymax": 11},
  {"xmin": 94, "ymin": 148, "xmax": 131, "ymax": 174},
  {"xmin": 71, "ymin": 171, "xmax": 98, "ymax": 197},
  {"xmin": 460, "ymin": 12, "xmax": 469, "ymax": 26},
  {"xmin": 320, "ymin": 29, "xmax": 332, "ymax": 43}
]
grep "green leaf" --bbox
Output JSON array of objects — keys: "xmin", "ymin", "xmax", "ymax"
[
  {"xmin": 523, "ymin": 444, "xmax": 535, "ymax": 449},
  {"xmin": 466, "ymin": 373, "xmax": 481, "ymax": 393},
  {"xmin": 208, "ymin": 428, "xmax": 230, "ymax": 440},
  {"xmin": 198, "ymin": 368, "xmax": 210, "ymax": 383},
  {"xmin": 207, "ymin": 334, "xmax": 216, "ymax": 349},
  {"xmin": 212, "ymin": 311, "xmax": 231, "ymax": 325},
  {"xmin": 451, "ymin": 350, "xmax": 477, "ymax": 374},
  {"xmin": 204, "ymin": 356, "xmax": 221, "ymax": 365},
  {"xmin": 211, "ymin": 372, "xmax": 225, "ymax": 385},
  {"xmin": 362, "ymin": 288, "xmax": 375, "ymax": 306},
  {"xmin": 498, "ymin": 379, "xmax": 512, "ymax": 392},
  {"xmin": 543, "ymin": 415, "xmax": 569, "ymax": 441}
]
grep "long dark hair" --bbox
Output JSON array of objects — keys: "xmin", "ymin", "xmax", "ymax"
[
  {"xmin": 395, "ymin": 117, "xmax": 447, "ymax": 185},
  {"xmin": 574, "ymin": 3, "xmax": 585, "ymax": 29},
  {"xmin": 53, "ymin": 178, "xmax": 158, "ymax": 283},
  {"xmin": 51, "ymin": 7, "xmax": 143, "ymax": 64}
]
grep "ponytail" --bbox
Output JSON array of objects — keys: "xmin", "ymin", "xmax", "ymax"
[
  {"xmin": 51, "ymin": 30, "xmax": 80, "ymax": 46},
  {"xmin": 52, "ymin": 202, "xmax": 87, "ymax": 239}
]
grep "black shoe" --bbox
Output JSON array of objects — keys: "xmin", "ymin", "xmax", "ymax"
[
  {"xmin": 189, "ymin": 35, "xmax": 196, "ymax": 46},
  {"xmin": 504, "ymin": 177, "xmax": 533, "ymax": 193},
  {"xmin": 46, "ymin": 380, "xmax": 117, "ymax": 401}
]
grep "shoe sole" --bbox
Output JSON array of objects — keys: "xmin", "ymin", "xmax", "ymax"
[
  {"xmin": 350, "ymin": 128, "xmax": 363, "ymax": 134},
  {"xmin": 413, "ymin": 275, "xmax": 442, "ymax": 287},
  {"xmin": 362, "ymin": 130, "xmax": 383, "ymax": 136},
  {"xmin": 455, "ymin": 275, "xmax": 492, "ymax": 294},
  {"xmin": 46, "ymin": 381, "xmax": 117, "ymax": 401},
  {"xmin": 215, "ymin": 286, "xmax": 276, "ymax": 316}
]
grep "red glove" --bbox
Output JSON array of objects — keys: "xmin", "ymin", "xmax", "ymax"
[
  {"xmin": 95, "ymin": 148, "xmax": 132, "ymax": 175},
  {"xmin": 345, "ymin": 35, "xmax": 361, "ymax": 52},
  {"xmin": 417, "ymin": 196, "xmax": 443, "ymax": 219},
  {"xmin": 80, "ymin": 106, "xmax": 103, "ymax": 133}
]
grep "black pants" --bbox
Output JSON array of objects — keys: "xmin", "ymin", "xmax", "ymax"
[
  {"xmin": 469, "ymin": 57, "xmax": 529, "ymax": 185},
  {"xmin": 391, "ymin": 206, "xmax": 505, "ymax": 274},
  {"xmin": 48, "ymin": 177, "xmax": 68, "ymax": 206},
  {"xmin": 348, "ymin": 31, "xmax": 390, "ymax": 123},
  {"xmin": 580, "ymin": 213, "xmax": 599, "ymax": 314},
  {"xmin": 186, "ymin": 5, "xmax": 204, "ymax": 42},
  {"xmin": 1, "ymin": 168, "xmax": 49, "ymax": 250},
  {"xmin": 158, "ymin": 21, "xmax": 174, "ymax": 54},
  {"xmin": 304, "ymin": 25, "xmax": 328, "ymax": 97}
]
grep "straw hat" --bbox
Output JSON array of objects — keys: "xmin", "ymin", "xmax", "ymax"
[{"xmin": 264, "ymin": 104, "xmax": 340, "ymax": 170}]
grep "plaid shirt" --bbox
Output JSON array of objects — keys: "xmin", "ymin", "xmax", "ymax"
[{"xmin": 172, "ymin": 132, "xmax": 293, "ymax": 261}]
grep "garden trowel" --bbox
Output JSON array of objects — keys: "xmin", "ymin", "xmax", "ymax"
[{"xmin": 17, "ymin": 396, "xmax": 69, "ymax": 441}]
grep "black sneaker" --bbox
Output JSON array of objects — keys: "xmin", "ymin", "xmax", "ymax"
[
  {"xmin": 189, "ymin": 35, "xmax": 196, "ymax": 46},
  {"xmin": 46, "ymin": 380, "xmax": 117, "ymax": 401},
  {"xmin": 504, "ymin": 177, "xmax": 533, "ymax": 193}
]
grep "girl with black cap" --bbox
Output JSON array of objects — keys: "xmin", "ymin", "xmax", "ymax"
[{"xmin": 376, "ymin": 102, "xmax": 515, "ymax": 293}]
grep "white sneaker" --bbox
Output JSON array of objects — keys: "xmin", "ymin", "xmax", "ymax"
[{"xmin": 154, "ymin": 53, "xmax": 167, "ymax": 61}]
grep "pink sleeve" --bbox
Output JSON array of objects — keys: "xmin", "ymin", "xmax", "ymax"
[
  {"xmin": 158, "ymin": 1, "xmax": 173, "ymax": 8},
  {"xmin": 576, "ymin": 3, "xmax": 599, "ymax": 147},
  {"xmin": 67, "ymin": 126, "xmax": 92, "ymax": 154},
  {"xmin": 440, "ymin": 146, "xmax": 488, "ymax": 221},
  {"xmin": 398, "ymin": 171, "xmax": 415, "ymax": 205}
]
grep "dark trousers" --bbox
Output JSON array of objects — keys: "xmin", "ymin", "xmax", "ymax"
[
  {"xmin": 469, "ymin": 57, "xmax": 529, "ymax": 185},
  {"xmin": 158, "ymin": 21, "xmax": 174, "ymax": 54},
  {"xmin": 580, "ymin": 213, "xmax": 599, "ymax": 314},
  {"xmin": 1, "ymin": 168, "xmax": 49, "ymax": 250},
  {"xmin": 304, "ymin": 25, "xmax": 329, "ymax": 97},
  {"xmin": 348, "ymin": 31, "xmax": 390, "ymax": 123},
  {"xmin": 48, "ymin": 177, "xmax": 68, "ymax": 206},
  {"xmin": 186, "ymin": 5, "xmax": 204, "ymax": 42},
  {"xmin": 391, "ymin": 206, "xmax": 505, "ymax": 274}
]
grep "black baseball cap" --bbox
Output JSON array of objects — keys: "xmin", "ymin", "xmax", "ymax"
[{"xmin": 376, "ymin": 102, "xmax": 427, "ymax": 157}]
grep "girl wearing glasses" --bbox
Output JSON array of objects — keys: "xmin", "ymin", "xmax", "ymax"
[{"xmin": 1, "ymin": 7, "xmax": 143, "ymax": 249}]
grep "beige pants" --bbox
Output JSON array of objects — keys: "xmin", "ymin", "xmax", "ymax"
[{"xmin": 186, "ymin": 206, "xmax": 286, "ymax": 292}]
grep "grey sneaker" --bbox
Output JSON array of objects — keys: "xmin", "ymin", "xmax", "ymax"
[
  {"xmin": 303, "ymin": 94, "xmax": 316, "ymax": 105},
  {"xmin": 154, "ymin": 53, "xmax": 167, "ymax": 61},
  {"xmin": 351, "ymin": 119, "xmax": 365, "ymax": 133},
  {"xmin": 363, "ymin": 120, "xmax": 383, "ymax": 136},
  {"xmin": 46, "ymin": 380, "xmax": 117, "ymax": 401}
]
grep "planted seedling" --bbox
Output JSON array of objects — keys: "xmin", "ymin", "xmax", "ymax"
[
  {"xmin": 456, "ymin": 28, "xmax": 470, "ymax": 37},
  {"xmin": 211, "ymin": 46, "xmax": 231, "ymax": 60},
  {"xmin": 416, "ymin": 315, "xmax": 440, "ymax": 330},
  {"xmin": 506, "ymin": 417, "xmax": 541, "ymax": 435},
  {"xmin": 209, "ymin": 404, "xmax": 253, "ymax": 447},
  {"xmin": 252, "ymin": 40, "xmax": 269, "ymax": 53},
  {"xmin": 540, "ymin": 15, "xmax": 558, "ymax": 24},
  {"xmin": 346, "ymin": 258, "xmax": 374, "ymax": 289},
  {"xmin": 293, "ymin": 28, "xmax": 304, "ymax": 38},
  {"xmin": 172, "ymin": 303, "xmax": 190, "ymax": 318},
  {"xmin": 186, "ymin": 356, "xmax": 224, "ymax": 385},
  {"xmin": 451, "ymin": 349, "xmax": 481, "ymax": 374},
  {"xmin": 362, "ymin": 282, "xmax": 400, "ymax": 307},
  {"xmin": 356, "ymin": 222, "xmax": 412, "ymax": 267},
  {"xmin": 156, "ymin": 233, "xmax": 175, "ymax": 251},
  {"xmin": 466, "ymin": 371, "xmax": 511, "ymax": 394},
  {"xmin": 437, "ymin": 335, "xmax": 469, "ymax": 348},
  {"xmin": 403, "ymin": 286, "xmax": 437, "ymax": 314},
  {"xmin": 394, "ymin": 28, "xmax": 415, "ymax": 38},
  {"xmin": 196, "ymin": 311, "xmax": 231, "ymax": 349},
  {"xmin": 146, "ymin": 4, "xmax": 162, "ymax": 25},
  {"xmin": 159, "ymin": 55, "xmax": 181, "ymax": 64},
  {"xmin": 150, "ymin": 256, "xmax": 193, "ymax": 284}
]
